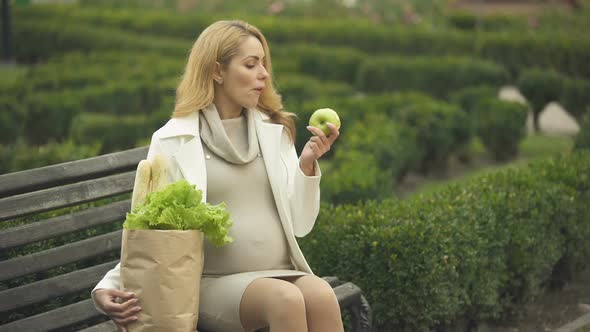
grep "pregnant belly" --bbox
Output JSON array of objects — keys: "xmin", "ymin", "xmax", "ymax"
[{"xmin": 202, "ymin": 224, "xmax": 293, "ymax": 275}]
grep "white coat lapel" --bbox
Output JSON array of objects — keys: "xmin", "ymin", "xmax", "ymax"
[
  {"xmin": 158, "ymin": 112, "xmax": 208, "ymax": 202},
  {"xmin": 173, "ymin": 137, "xmax": 207, "ymax": 202}
]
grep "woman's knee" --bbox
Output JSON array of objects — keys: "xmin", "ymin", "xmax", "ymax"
[
  {"xmin": 269, "ymin": 281, "xmax": 306, "ymax": 319},
  {"xmin": 294, "ymin": 276, "xmax": 340, "ymax": 309},
  {"xmin": 240, "ymin": 278, "xmax": 306, "ymax": 330}
]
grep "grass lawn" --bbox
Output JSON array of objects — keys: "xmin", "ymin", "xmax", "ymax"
[
  {"xmin": 403, "ymin": 134, "xmax": 575, "ymax": 199},
  {"xmin": 0, "ymin": 64, "xmax": 27, "ymax": 86}
]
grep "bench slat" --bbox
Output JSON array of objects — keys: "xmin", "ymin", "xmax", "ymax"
[
  {"xmin": 0, "ymin": 261, "xmax": 117, "ymax": 312},
  {"xmin": 0, "ymin": 298, "xmax": 104, "ymax": 332},
  {"xmin": 0, "ymin": 231, "xmax": 122, "ymax": 282},
  {"xmin": 0, "ymin": 146, "xmax": 147, "ymax": 198},
  {"xmin": 78, "ymin": 320, "xmax": 118, "ymax": 332},
  {"xmin": 0, "ymin": 199, "xmax": 130, "ymax": 250},
  {"xmin": 0, "ymin": 171, "xmax": 136, "ymax": 222}
]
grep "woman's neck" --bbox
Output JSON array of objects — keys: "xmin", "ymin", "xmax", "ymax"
[{"xmin": 213, "ymin": 95, "xmax": 243, "ymax": 120}]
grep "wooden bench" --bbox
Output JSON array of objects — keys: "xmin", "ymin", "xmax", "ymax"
[{"xmin": 0, "ymin": 147, "xmax": 372, "ymax": 332}]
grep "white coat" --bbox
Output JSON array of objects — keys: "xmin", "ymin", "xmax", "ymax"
[{"xmin": 91, "ymin": 106, "xmax": 322, "ymax": 313}]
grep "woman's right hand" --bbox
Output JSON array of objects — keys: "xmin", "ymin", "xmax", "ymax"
[{"xmin": 94, "ymin": 288, "xmax": 142, "ymax": 332}]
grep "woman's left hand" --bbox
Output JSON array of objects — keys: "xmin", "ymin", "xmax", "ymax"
[{"xmin": 299, "ymin": 123, "xmax": 340, "ymax": 176}]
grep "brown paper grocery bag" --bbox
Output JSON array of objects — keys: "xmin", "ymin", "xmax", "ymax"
[{"xmin": 121, "ymin": 229, "xmax": 205, "ymax": 332}]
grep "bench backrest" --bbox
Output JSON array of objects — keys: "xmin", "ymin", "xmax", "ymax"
[
  {"xmin": 0, "ymin": 146, "xmax": 371, "ymax": 332},
  {"xmin": 0, "ymin": 147, "xmax": 148, "ymax": 332}
]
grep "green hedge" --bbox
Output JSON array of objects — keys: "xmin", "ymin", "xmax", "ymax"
[
  {"xmin": 561, "ymin": 77, "xmax": 590, "ymax": 121},
  {"xmin": 391, "ymin": 96, "xmax": 469, "ymax": 174},
  {"xmin": 23, "ymin": 92, "xmax": 80, "ymax": 144},
  {"xmin": 13, "ymin": 18, "xmax": 189, "ymax": 62},
  {"xmin": 474, "ymin": 98, "xmax": 529, "ymax": 161},
  {"xmin": 16, "ymin": 52, "xmax": 183, "ymax": 93},
  {"xmin": 448, "ymin": 11, "xmax": 526, "ymax": 31},
  {"xmin": 303, "ymin": 92, "xmax": 472, "ymax": 174},
  {"xmin": 69, "ymin": 113, "xmax": 150, "ymax": 154},
  {"xmin": 319, "ymin": 151, "xmax": 394, "ymax": 205},
  {"xmin": 574, "ymin": 107, "xmax": 590, "ymax": 151},
  {"xmin": 15, "ymin": 5, "xmax": 590, "ymax": 79},
  {"xmin": 357, "ymin": 55, "xmax": 510, "ymax": 98},
  {"xmin": 271, "ymin": 44, "xmax": 368, "ymax": 84},
  {"xmin": 300, "ymin": 150, "xmax": 590, "ymax": 330},
  {"xmin": 276, "ymin": 75, "xmax": 354, "ymax": 153},
  {"xmin": 0, "ymin": 141, "xmax": 101, "ymax": 174},
  {"xmin": 340, "ymin": 112, "xmax": 421, "ymax": 183},
  {"xmin": 517, "ymin": 68, "xmax": 564, "ymax": 132},
  {"xmin": 0, "ymin": 97, "xmax": 26, "ymax": 144},
  {"xmin": 450, "ymin": 85, "xmax": 498, "ymax": 114}
]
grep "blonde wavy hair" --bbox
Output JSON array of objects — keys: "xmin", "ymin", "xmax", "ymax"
[{"xmin": 173, "ymin": 20, "xmax": 296, "ymax": 141}]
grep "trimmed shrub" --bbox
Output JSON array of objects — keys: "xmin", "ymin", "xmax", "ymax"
[
  {"xmin": 342, "ymin": 112, "xmax": 421, "ymax": 183},
  {"xmin": 357, "ymin": 55, "xmax": 510, "ymax": 98},
  {"xmin": 16, "ymin": 52, "xmax": 183, "ymax": 94},
  {"xmin": 448, "ymin": 12, "xmax": 526, "ymax": 31},
  {"xmin": 526, "ymin": 150, "xmax": 590, "ymax": 286},
  {"xmin": 296, "ymin": 45, "xmax": 365, "ymax": 84},
  {"xmin": 450, "ymin": 86, "xmax": 498, "ymax": 162},
  {"xmin": 392, "ymin": 98, "xmax": 467, "ymax": 174},
  {"xmin": 0, "ymin": 97, "xmax": 27, "ymax": 144},
  {"xmin": 277, "ymin": 75, "xmax": 354, "ymax": 153},
  {"xmin": 300, "ymin": 150, "xmax": 590, "ymax": 330},
  {"xmin": 13, "ymin": 18, "xmax": 189, "ymax": 62},
  {"xmin": 474, "ymin": 98, "xmax": 528, "ymax": 161},
  {"xmin": 560, "ymin": 77, "xmax": 590, "ymax": 121},
  {"xmin": 573, "ymin": 107, "xmax": 590, "ymax": 151},
  {"xmin": 319, "ymin": 151, "xmax": 394, "ymax": 204},
  {"xmin": 69, "ymin": 113, "xmax": 148, "ymax": 153},
  {"xmin": 277, "ymin": 74, "xmax": 354, "ymax": 106},
  {"xmin": 15, "ymin": 5, "xmax": 590, "ymax": 79},
  {"xmin": 23, "ymin": 92, "xmax": 80, "ymax": 144},
  {"xmin": 0, "ymin": 141, "xmax": 101, "ymax": 174},
  {"xmin": 450, "ymin": 86, "xmax": 498, "ymax": 114},
  {"xmin": 517, "ymin": 69, "xmax": 564, "ymax": 132}
]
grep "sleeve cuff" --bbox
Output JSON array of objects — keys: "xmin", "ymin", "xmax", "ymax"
[{"xmin": 298, "ymin": 159, "xmax": 321, "ymax": 178}]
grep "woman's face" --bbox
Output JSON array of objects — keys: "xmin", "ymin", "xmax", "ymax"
[{"xmin": 216, "ymin": 36, "xmax": 269, "ymax": 110}]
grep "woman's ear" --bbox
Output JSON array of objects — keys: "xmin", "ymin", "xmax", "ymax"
[{"xmin": 213, "ymin": 61, "xmax": 224, "ymax": 84}]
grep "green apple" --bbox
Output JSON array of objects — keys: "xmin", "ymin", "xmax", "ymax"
[{"xmin": 309, "ymin": 108, "xmax": 341, "ymax": 136}]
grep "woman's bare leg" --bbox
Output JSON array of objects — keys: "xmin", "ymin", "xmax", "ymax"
[
  {"xmin": 283, "ymin": 275, "xmax": 345, "ymax": 332},
  {"xmin": 239, "ymin": 277, "xmax": 307, "ymax": 332}
]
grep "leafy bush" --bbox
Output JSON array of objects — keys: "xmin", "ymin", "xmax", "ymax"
[
  {"xmin": 392, "ymin": 98, "xmax": 467, "ymax": 173},
  {"xmin": 278, "ymin": 75, "xmax": 354, "ymax": 153},
  {"xmin": 517, "ymin": 69, "xmax": 564, "ymax": 132},
  {"xmin": 295, "ymin": 45, "xmax": 365, "ymax": 84},
  {"xmin": 278, "ymin": 74, "xmax": 353, "ymax": 107},
  {"xmin": 574, "ymin": 107, "xmax": 590, "ymax": 151},
  {"xmin": 357, "ymin": 55, "xmax": 509, "ymax": 98},
  {"xmin": 319, "ymin": 151, "xmax": 394, "ymax": 205},
  {"xmin": 560, "ymin": 77, "xmax": 590, "ymax": 121},
  {"xmin": 474, "ymin": 98, "xmax": 528, "ymax": 161},
  {"xmin": 0, "ymin": 141, "xmax": 101, "ymax": 174},
  {"xmin": 15, "ymin": 5, "xmax": 590, "ymax": 79},
  {"xmin": 341, "ymin": 112, "xmax": 421, "ymax": 183},
  {"xmin": 450, "ymin": 86, "xmax": 498, "ymax": 114},
  {"xmin": 448, "ymin": 12, "xmax": 526, "ymax": 31},
  {"xmin": 23, "ymin": 92, "xmax": 80, "ymax": 144},
  {"xmin": 13, "ymin": 18, "xmax": 188, "ymax": 62},
  {"xmin": 70, "ymin": 113, "xmax": 148, "ymax": 153},
  {"xmin": 0, "ymin": 97, "xmax": 27, "ymax": 144},
  {"xmin": 300, "ymin": 150, "xmax": 590, "ymax": 330}
]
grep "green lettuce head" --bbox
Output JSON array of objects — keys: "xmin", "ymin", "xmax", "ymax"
[{"xmin": 123, "ymin": 179, "xmax": 233, "ymax": 247}]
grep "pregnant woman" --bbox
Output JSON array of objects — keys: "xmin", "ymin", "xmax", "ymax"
[{"xmin": 91, "ymin": 20, "xmax": 343, "ymax": 332}]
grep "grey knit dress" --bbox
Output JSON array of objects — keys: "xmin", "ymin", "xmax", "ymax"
[{"xmin": 196, "ymin": 109, "xmax": 308, "ymax": 332}]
